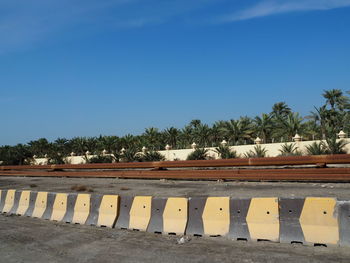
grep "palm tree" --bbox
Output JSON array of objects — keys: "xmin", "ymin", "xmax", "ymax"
[
  {"xmin": 120, "ymin": 147, "xmax": 139, "ymax": 162},
  {"xmin": 215, "ymin": 145, "xmax": 238, "ymax": 159},
  {"xmin": 0, "ymin": 144, "xmax": 32, "ymax": 165},
  {"xmin": 186, "ymin": 148, "xmax": 209, "ymax": 160},
  {"xmin": 325, "ymin": 135, "xmax": 348, "ymax": 154},
  {"xmin": 95, "ymin": 135, "xmax": 120, "ymax": 161},
  {"xmin": 277, "ymin": 112, "xmax": 304, "ymax": 141},
  {"xmin": 54, "ymin": 138, "xmax": 70, "ymax": 156},
  {"xmin": 278, "ymin": 143, "xmax": 302, "ymax": 156},
  {"xmin": 239, "ymin": 116, "xmax": 255, "ymax": 144},
  {"xmin": 88, "ymin": 154, "xmax": 114, "ymax": 163},
  {"xmin": 70, "ymin": 137, "xmax": 86, "ymax": 155},
  {"xmin": 138, "ymin": 150, "xmax": 165, "ymax": 162},
  {"xmin": 143, "ymin": 127, "xmax": 162, "ymax": 150},
  {"xmin": 308, "ymin": 105, "xmax": 329, "ymax": 139},
  {"xmin": 193, "ymin": 124, "xmax": 212, "ymax": 147},
  {"xmin": 309, "ymin": 100, "xmax": 348, "ymax": 139},
  {"xmin": 303, "ymin": 120, "xmax": 320, "ymax": 141},
  {"xmin": 47, "ymin": 141, "xmax": 68, "ymax": 164},
  {"xmin": 322, "ymin": 89, "xmax": 349, "ymax": 111},
  {"xmin": 244, "ymin": 145, "xmax": 268, "ymax": 158},
  {"xmin": 97, "ymin": 135, "xmax": 120, "ymax": 153},
  {"xmin": 305, "ymin": 141, "xmax": 327, "ymax": 155},
  {"xmin": 189, "ymin": 119, "xmax": 202, "ymax": 129},
  {"xmin": 271, "ymin": 102, "xmax": 291, "ymax": 119},
  {"xmin": 220, "ymin": 119, "xmax": 240, "ymax": 145},
  {"xmin": 120, "ymin": 134, "xmax": 137, "ymax": 149},
  {"xmin": 164, "ymin": 127, "xmax": 180, "ymax": 149},
  {"xmin": 86, "ymin": 137, "xmax": 98, "ymax": 154},
  {"xmin": 28, "ymin": 138, "xmax": 51, "ymax": 157},
  {"xmin": 178, "ymin": 126, "xmax": 193, "ymax": 149},
  {"xmin": 254, "ymin": 113, "xmax": 273, "ymax": 143},
  {"xmin": 220, "ymin": 117, "xmax": 253, "ymax": 146},
  {"xmin": 209, "ymin": 123, "xmax": 222, "ymax": 147}
]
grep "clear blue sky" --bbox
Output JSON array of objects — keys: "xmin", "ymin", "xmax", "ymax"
[{"xmin": 1, "ymin": 0, "xmax": 350, "ymax": 145}]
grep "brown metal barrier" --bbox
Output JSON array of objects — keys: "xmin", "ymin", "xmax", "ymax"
[
  {"xmin": 1, "ymin": 154, "xmax": 350, "ymax": 181},
  {"xmin": 0, "ymin": 167, "xmax": 350, "ymax": 181},
  {"xmin": 1, "ymin": 154, "xmax": 350, "ymax": 171}
]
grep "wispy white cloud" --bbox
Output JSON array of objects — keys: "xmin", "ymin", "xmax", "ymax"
[
  {"xmin": 0, "ymin": 0, "xmax": 217, "ymax": 55},
  {"xmin": 0, "ymin": 0, "xmax": 137, "ymax": 54},
  {"xmin": 5, "ymin": 0, "xmax": 347, "ymax": 54},
  {"xmin": 219, "ymin": 0, "xmax": 350, "ymax": 22}
]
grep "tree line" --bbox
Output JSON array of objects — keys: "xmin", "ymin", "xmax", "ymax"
[{"xmin": 1, "ymin": 89, "xmax": 350, "ymax": 165}]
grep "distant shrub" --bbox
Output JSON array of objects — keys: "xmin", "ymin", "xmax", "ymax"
[
  {"xmin": 187, "ymin": 148, "xmax": 209, "ymax": 160},
  {"xmin": 88, "ymin": 154, "xmax": 114, "ymax": 163},
  {"xmin": 244, "ymin": 145, "xmax": 267, "ymax": 158},
  {"xmin": 214, "ymin": 145, "xmax": 239, "ymax": 159},
  {"xmin": 325, "ymin": 136, "xmax": 348, "ymax": 154},
  {"xmin": 120, "ymin": 148, "xmax": 139, "ymax": 162},
  {"xmin": 305, "ymin": 141, "xmax": 327, "ymax": 155},
  {"xmin": 138, "ymin": 151, "xmax": 165, "ymax": 162},
  {"xmin": 278, "ymin": 143, "xmax": 302, "ymax": 156}
]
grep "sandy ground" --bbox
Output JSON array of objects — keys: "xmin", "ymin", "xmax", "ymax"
[
  {"xmin": 1, "ymin": 176, "xmax": 350, "ymax": 262},
  {"xmin": 1, "ymin": 177, "xmax": 350, "ymax": 199},
  {"xmin": 1, "ymin": 214, "xmax": 350, "ymax": 263}
]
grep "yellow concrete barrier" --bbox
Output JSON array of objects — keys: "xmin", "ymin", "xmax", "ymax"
[
  {"xmin": 72, "ymin": 194, "xmax": 90, "ymax": 224},
  {"xmin": 2, "ymin": 189, "xmax": 16, "ymax": 213},
  {"xmin": 246, "ymin": 197, "xmax": 279, "ymax": 242},
  {"xmin": 51, "ymin": 193, "xmax": 68, "ymax": 221},
  {"xmin": 300, "ymin": 197, "xmax": 339, "ymax": 245},
  {"xmin": 16, "ymin": 191, "xmax": 31, "ymax": 215},
  {"xmin": 163, "ymin": 197, "xmax": 188, "ymax": 235},
  {"xmin": 129, "ymin": 196, "xmax": 152, "ymax": 231},
  {"xmin": 202, "ymin": 197, "xmax": 230, "ymax": 236},
  {"xmin": 32, "ymin": 192, "xmax": 48, "ymax": 218},
  {"xmin": 97, "ymin": 195, "xmax": 119, "ymax": 227},
  {"xmin": 1, "ymin": 188, "xmax": 347, "ymax": 247}
]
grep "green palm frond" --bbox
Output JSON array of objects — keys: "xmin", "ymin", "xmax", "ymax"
[
  {"xmin": 187, "ymin": 148, "xmax": 209, "ymax": 160},
  {"xmin": 244, "ymin": 145, "xmax": 267, "ymax": 158},
  {"xmin": 305, "ymin": 141, "xmax": 327, "ymax": 155},
  {"xmin": 214, "ymin": 145, "xmax": 238, "ymax": 159},
  {"xmin": 278, "ymin": 143, "xmax": 302, "ymax": 156}
]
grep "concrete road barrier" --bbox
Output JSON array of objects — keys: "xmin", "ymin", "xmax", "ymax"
[
  {"xmin": 71, "ymin": 194, "xmax": 90, "ymax": 224},
  {"xmin": 246, "ymin": 197, "xmax": 280, "ymax": 242},
  {"xmin": 115, "ymin": 196, "xmax": 134, "ymax": 229},
  {"xmin": 8, "ymin": 190, "xmax": 21, "ymax": 215},
  {"xmin": 23, "ymin": 191, "xmax": 38, "ymax": 217},
  {"xmin": 50, "ymin": 193, "xmax": 68, "ymax": 222},
  {"xmin": 0, "ymin": 189, "xmax": 348, "ymax": 247},
  {"xmin": 147, "ymin": 197, "xmax": 188, "ymax": 235},
  {"xmin": 16, "ymin": 190, "xmax": 31, "ymax": 216},
  {"xmin": 32, "ymin": 192, "xmax": 48, "ymax": 218},
  {"xmin": 300, "ymin": 197, "xmax": 339, "ymax": 245},
  {"xmin": 228, "ymin": 199, "xmax": 251, "ymax": 241},
  {"xmin": 279, "ymin": 198, "xmax": 305, "ymax": 244},
  {"xmin": 129, "ymin": 196, "xmax": 152, "ymax": 231},
  {"xmin": 2, "ymin": 189, "xmax": 16, "ymax": 213},
  {"xmin": 96, "ymin": 195, "xmax": 119, "ymax": 227},
  {"xmin": 62, "ymin": 193, "xmax": 78, "ymax": 223},
  {"xmin": 163, "ymin": 197, "xmax": 188, "ymax": 235},
  {"xmin": 338, "ymin": 201, "xmax": 350, "ymax": 246}
]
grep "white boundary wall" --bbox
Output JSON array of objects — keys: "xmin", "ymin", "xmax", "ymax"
[
  {"xmin": 32, "ymin": 139, "xmax": 350, "ymax": 165},
  {"xmin": 159, "ymin": 139, "xmax": 350, "ymax": 161}
]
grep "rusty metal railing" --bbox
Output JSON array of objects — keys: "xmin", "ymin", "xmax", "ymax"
[
  {"xmin": 1, "ymin": 154, "xmax": 350, "ymax": 170},
  {"xmin": 1, "ymin": 154, "xmax": 350, "ymax": 181}
]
